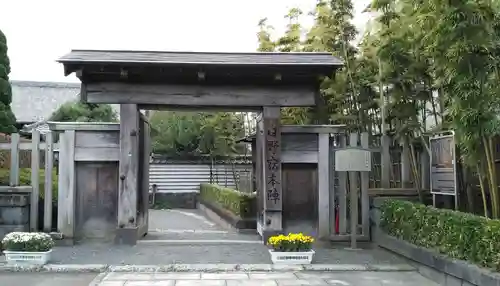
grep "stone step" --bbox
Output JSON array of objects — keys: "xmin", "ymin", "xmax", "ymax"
[{"xmin": 141, "ymin": 229, "xmax": 262, "ymax": 244}]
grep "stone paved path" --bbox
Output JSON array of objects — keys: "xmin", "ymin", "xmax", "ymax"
[
  {"xmin": 38, "ymin": 209, "xmax": 409, "ymax": 265},
  {"xmin": 0, "ymin": 272, "xmax": 98, "ymax": 286},
  {"xmin": 148, "ymin": 209, "xmax": 223, "ymax": 232},
  {"xmin": 95, "ymin": 271, "xmax": 441, "ymax": 285},
  {"xmin": 42, "ymin": 244, "xmax": 410, "ymax": 265}
]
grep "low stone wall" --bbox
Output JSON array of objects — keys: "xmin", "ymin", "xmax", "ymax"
[
  {"xmin": 376, "ymin": 232, "xmax": 500, "ymax": 286},
  {"xmin": 153, "ymin": 192, "xmax": 198, "ymax": 209},
  {"xmin": 0, "ymin": 193, "xmax": 30, "ymax": 239},
  {"xmin": 198, "ymin": 200, "xmax": 256, "ymax": 231},
  {"xmin": 370, "ymin": 197, "xmax": 500, "ymax": 286}
]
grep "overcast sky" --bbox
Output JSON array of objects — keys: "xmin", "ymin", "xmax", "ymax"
[{"xmin": 1, "ymin": 0, "xmax": 371, "ymax": 83}]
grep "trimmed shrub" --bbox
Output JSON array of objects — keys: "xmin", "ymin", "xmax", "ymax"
[
  {"xmin": 200, "ymin": 183, "xmax": 256, "ymax": 218},
  {"xmin": 380, "ymin": 199, "xmax": 500, "ymax": 271},
  {"xmin": 0, "ymin": 168, "xmax": 58, "ymax": 202}
]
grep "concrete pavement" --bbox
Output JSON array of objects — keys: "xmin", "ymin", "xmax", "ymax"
[
  {"xmin": 94, "ymin": 271, "xmax": 441, "ymax": 286},
  {"xmin": 0, "ymin": 272, "xmax": 98, "ymax": 286}
]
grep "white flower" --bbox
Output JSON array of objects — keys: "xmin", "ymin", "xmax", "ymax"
[{"xmin": 2, "ymin": 232, "xmax": 54, "ymax": 252}]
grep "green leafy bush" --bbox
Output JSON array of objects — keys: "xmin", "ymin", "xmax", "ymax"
[
  {"xmin": 381, "ymin": 199, "xmax": 500, "ymax": 271},
  {"xmin": 200, "ymin": 183, "xmax": 256, "ymax": 218},
  {"xmin": 0, "ymin": 168, "xmax": 58, "ymax": 202}
]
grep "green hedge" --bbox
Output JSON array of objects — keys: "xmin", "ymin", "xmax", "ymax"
[
  {"xmin": 0, "ymin": 168, "xmax": 58, "ymax": 202},
  {"xmin": 381, "ymin": 199, "xmax": 500, "ymax": 271},
  {"xmin": 200, "ymin": 183, "xmax": 256, "ymax": 218}
]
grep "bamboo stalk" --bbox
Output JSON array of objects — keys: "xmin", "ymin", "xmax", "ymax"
[
  {"xmin": 483, "ymin": 136, "xmax": 498, "ymax": 218},
  {"xmin": 477, "ymin": 164, "xmax": 490, "ymax": 217}
]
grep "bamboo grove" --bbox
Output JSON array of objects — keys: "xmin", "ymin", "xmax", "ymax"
[{"xmin": 257, "ymin": 0, "xmax": 500, "ymax": 218}]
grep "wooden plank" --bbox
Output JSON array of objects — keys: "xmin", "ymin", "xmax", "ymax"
[
  {"xmin": 262, "ymin": 106, "xmax": 282, "ymax": 231},
  {"xmin": 57, "ymin": 133, "xmax": 68, "ymax": 234},
  {"xmin": 401, "ymin": 140, "xmax": 411, "ymax": 187},
  {"xmin": 380, "ymin": 134, "xmax": 391, "ymax": 188},
  {"xmin": 118, "ymin": 104, "xmax": 140, "ymax": 228},
  {"xmin": 0, "ymin": 186, "xmax": 32, "ymax": 193},
  {"xmin": 348, "ymin": 133, "xmax": 359, "ymax": 249},
  {"xmin": 58, "ymin": 130, "xmax": 76, "ymax": 238},
  {"xmin": 138, "ymin": 104, "xmax": 260, "ymax": 112},
  {"xmin": 30, "ymin": 130, "xmax": 40, "ymax": 231},
  {"xmin": 65, "ymin": 130, "xmax": 76, "ymax": 238},
  {"xmin": 282, "ymin": 125, "xmax": 347, "ymax": 134},
  {"xmin": 255, "ymin": 118, "xmax": 264, "ymax": 229},
  {"xmin": 141, "ymin": 119, "xmax": 151, "ymax": 234},
  {"xmin": 44, "ymin": 132, "xmax": 54, "ymax": 232},
  {"xmin": 360, "ymin": 132, "xmax": 370, "ymax": 237},
  {"xmin": 329, "ymin": 136, "xmax": 335, "ymax": 237},
  {"xmin": 47, "ymin": 121, "xmax": 120, "ymax": 131},
  {"xmin": 0, "ymin": 142, "xmax": 58, "ymax": 151},
  {"xmin": 84, "ymin": 82, "xmax": 316, "ymax": 107},
  {"xmin": 368, "ymin": 188, "xmax": 430, "ymax": 196},
  {"xmin": 420, "ymin": 151, "xmax": 430, "ymax": 189},
  {"xmin": 317, "ymin": 133, "xmax": 330, "ymax": 239},
  {"xmin": 281, "ymin": 151, "xmax": 318, "ymax": 163},
  {"xmin": 75, "ymin": 162, "xmax": 118, "ymax": 240},
  {"xmin": 9, "ymin": 133, "xmax": 20, "ymax": 186},
  {"xmin": 282, "ymin": 133, "xmax": 318, "ymax": 152},
  {"xmin": 337, "ymin": 134, "xmax": 348, "ymax": 234},
  {"xmin": 75, "ymin": 131, "xmax": 119, "ymax": 148},
  {"xmin": 74, "ymin": 147, "xmax": 120, "ymax": 161}
]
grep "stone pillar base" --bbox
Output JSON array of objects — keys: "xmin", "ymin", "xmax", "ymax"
[{"xmin": 115, "ymin": 227, "xmax": 139, "ymax": 245}]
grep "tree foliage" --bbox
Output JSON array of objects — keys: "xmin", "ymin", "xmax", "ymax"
[
  {"xmin": 259, "ymin": 0, "xmax": 500, "ymax": 217},
  {"xmin": 0, "ymin": 30, "xmax": 17, "ymax": 134},
  {"xmin": 49, "ymin": 101, "xmax": 118, "ymax": 122},
  {"xmin": 150, "ymin": 111, "xmax": 246, "ymax": 158}
]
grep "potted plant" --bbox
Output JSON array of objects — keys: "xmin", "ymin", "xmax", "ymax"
[
  {"xmin": 2, "ymin": 232, "xmax": 55, "ymax": 265},
  {"xmin": 267, "ymin": 233, "xmax": 315, "ymax": 264}
]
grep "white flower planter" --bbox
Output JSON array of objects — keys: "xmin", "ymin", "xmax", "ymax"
[
  {"xmin": 269, "ymin": 249, "xmax": 315, "ymax": 265},
  {"xmin": 3, "ymin": 250, "xmax": 52, "ymax": 265}
]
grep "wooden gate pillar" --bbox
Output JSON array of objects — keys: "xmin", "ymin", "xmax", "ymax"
[
  {"xmin": 257, "ymin": 107, "xmax": 283, "ymax": 240},
  {"xmin": 116, "ymin": 104, "xmax": 141, "ymax": 245}
]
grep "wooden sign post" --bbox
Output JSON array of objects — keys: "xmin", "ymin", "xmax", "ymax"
[{"xmin": 334, "ymin": 146, "xmax": 371, "ymax": 249}]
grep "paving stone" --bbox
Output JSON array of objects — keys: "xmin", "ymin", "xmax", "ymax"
[
  {"xmin": 97, "ymin": 282, "xmax": 125, "ymax": 286},
  {"xmin": 324, "ymin": 280, "xmax": 352, "ymax": 286},
  {"xmin": 226, "ymin": 280, "xmax": 278, "ymax": 286},
  {"xmin": 444, "ymin": 275, "xmax": 462, "ymax": 286},
  {"xmin": 153, "ymin": 273, "xmax": 201, "ymax": 280},
  {"xmin": 248, "ymin": 272, "xmax": 297, "ymax": 279},
  {"xmin": 94, "ymin": 270, "xmax": 442, "ymax": 286},
  {"xmin": 174, "ymin": 280, "xmax": 226, "ymax": 286},
  {"xmin": 201, "ymin": 273, "xmax": 249, "ymax": 280},
  {"xmin": 125, "ymin": 281, "xmax": 174, "ymax": 286},
  {"xmin": 103, "ymin": 273, "xmax": 154, "ymax": 281},
  {"xmin": 276, "ymin": 279, "xmax": 329, "ymax": 285},
  {"xmin": 295, "ymin": 272, "xmax": 342, "ymax": 280},
  {"xmin": 417, "ymin": 264, "xmax": 445, "ymax": 286}
]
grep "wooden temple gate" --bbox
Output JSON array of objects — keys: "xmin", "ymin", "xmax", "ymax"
[{"xmin": 58, "ymin": 50, "xmax": 342, "ymax": 244}]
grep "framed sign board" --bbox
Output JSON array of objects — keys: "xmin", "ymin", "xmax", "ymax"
[
  {"xmin": 335, "ymin": 148, "xmax": 372, "ymax": 172},
  {"xmin": 430, "ymin": 132, "xmax": 457, "ymax": 196}
]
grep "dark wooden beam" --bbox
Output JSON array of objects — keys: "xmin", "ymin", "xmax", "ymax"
[
  {"xmin": 116, "ymin": 104, "xmax": 140, "ymax": 245},
  {"xmin": 138, "ymin": 104, "xmax": 261, "ymax": 112},
  {"xmin": 82, "ymin": 82, "xmax": 316, "ymax": 107}
]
